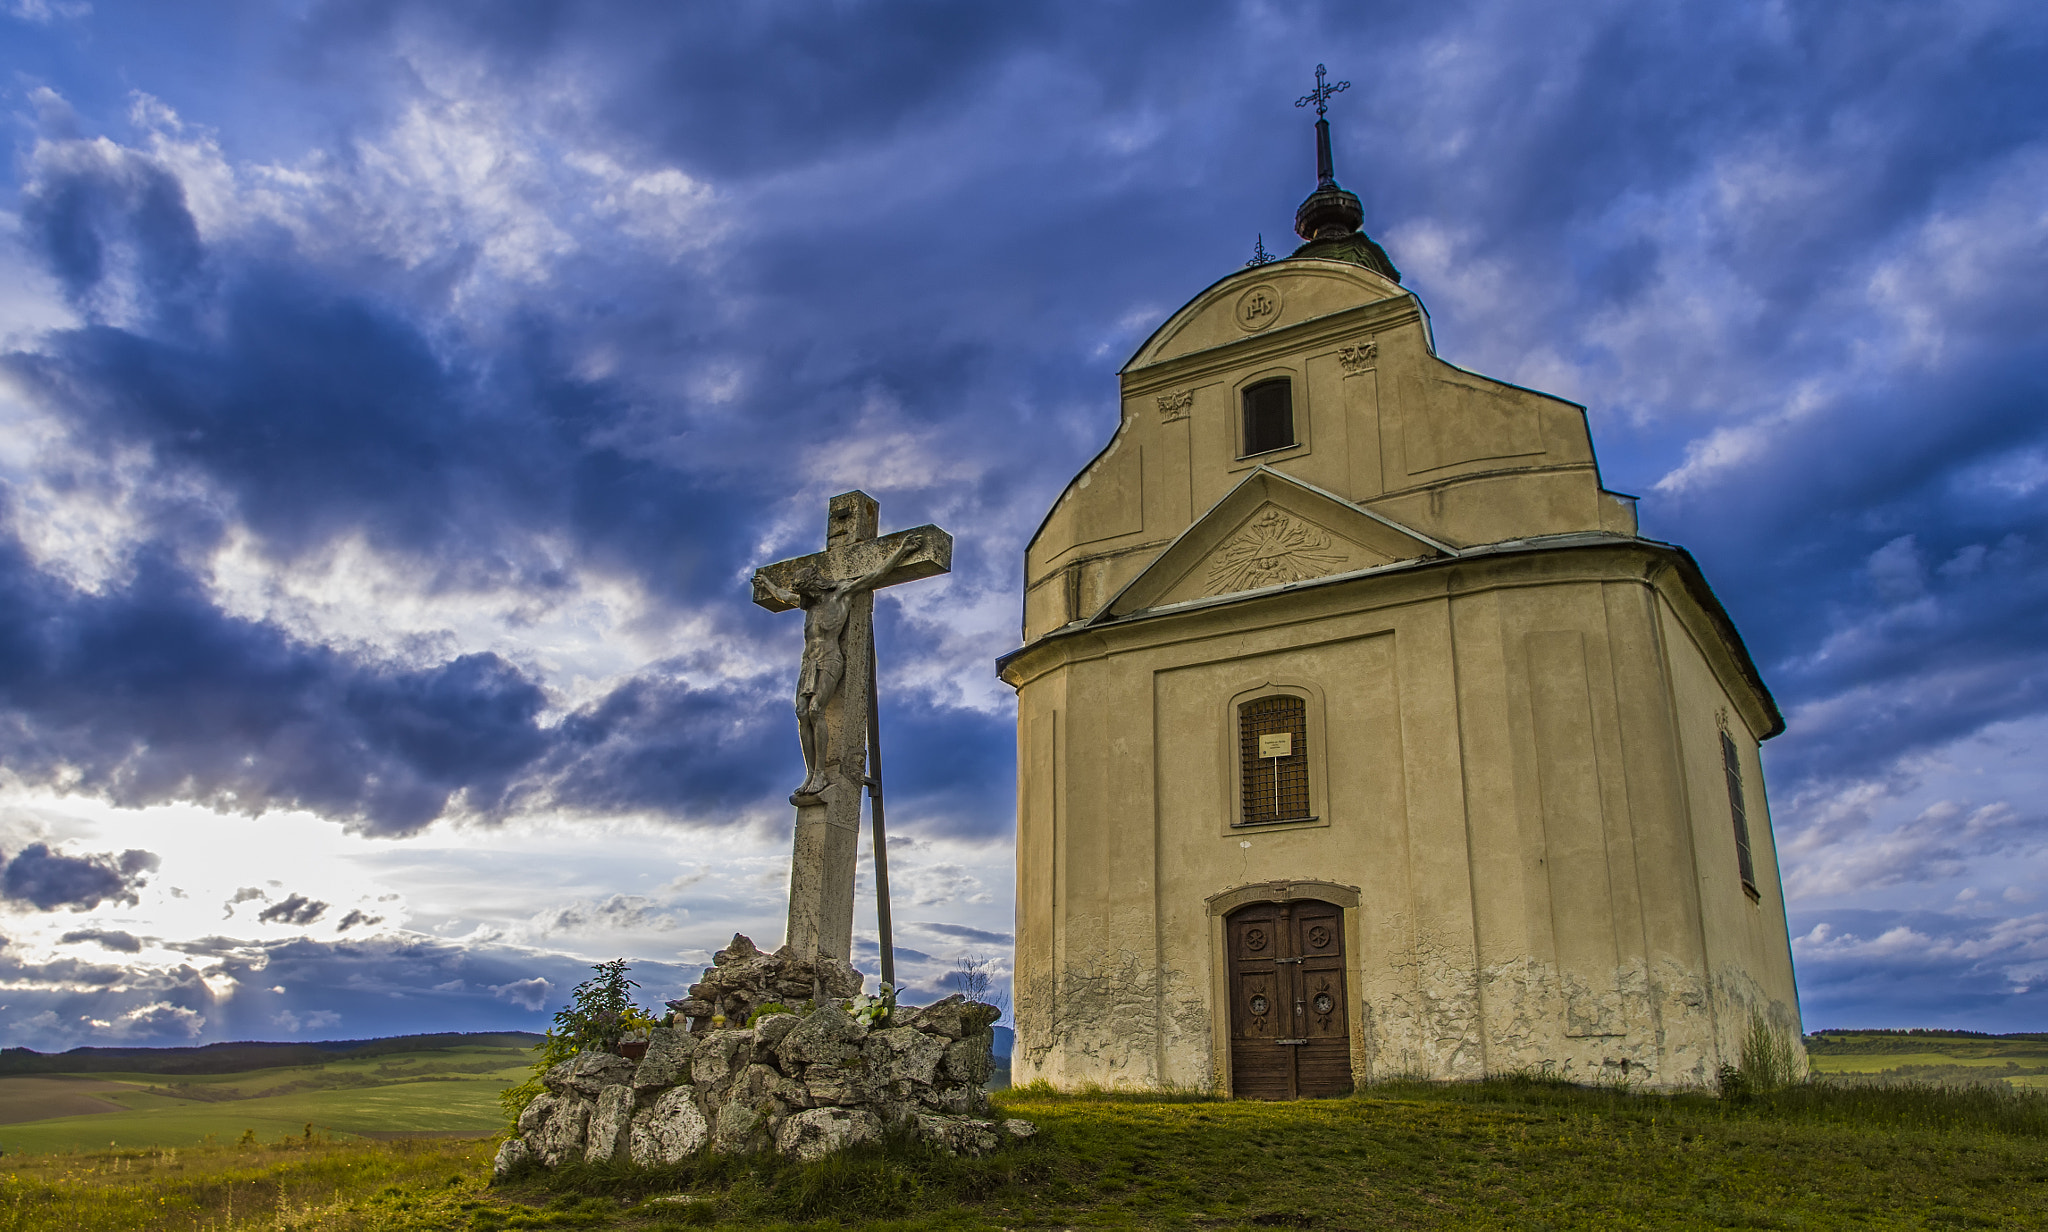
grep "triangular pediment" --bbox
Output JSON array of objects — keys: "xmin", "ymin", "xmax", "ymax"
[{"xmin": 1100, "ymin": 468, "xmax": 1455, "ymax": 620}]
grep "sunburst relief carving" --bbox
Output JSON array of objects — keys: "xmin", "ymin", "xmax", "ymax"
[{"xmin": 1206, "ymin": 508, "xmax": 1348, "ymax": 595}]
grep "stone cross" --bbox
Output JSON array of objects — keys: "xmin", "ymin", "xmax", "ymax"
[{"xmin": 752, "ymin": 490, "xmax": 952, "ymax": 963}]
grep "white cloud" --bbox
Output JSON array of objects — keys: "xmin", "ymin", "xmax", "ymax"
[
  {"xmin": 274, "ymin": 1008, "xmax": 339, "ymax": 1033},
  {"xmin": 490, "ymin": 976, "xmax": 551, "ymax": 1011}
]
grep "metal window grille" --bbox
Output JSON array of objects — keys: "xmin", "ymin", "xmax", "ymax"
[
  {"xmin": 1721, "ymin": 730, "xmax": 1757, "ymax": 894},
  {"xmin": 1242, "ymin": 379, "xmax": 1294, "ymax": 455},
  {"xmin": 1239, "ymin": 696, "xmax": 1310, "ymax": 824}
]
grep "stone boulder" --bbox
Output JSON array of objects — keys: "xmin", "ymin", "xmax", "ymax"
[
  {"xmin": 546, "ymin": 1050, "xmax": 636, "ymax": 1099},
  {"xmin": 585, "ymin": 1085, "xmax": 634, "ymax": 1164},
  {"xmin": 689, "ymin": 1028, "xmax": 756, "ymax": 1101},
  {"xmin": 912, "ymin": 1114, "xmax": 1002, "ymax": 1157},
  {"xmin": 633, "ymin": 1026, "xmax": 699, "ymax": 1091},
  {"xmin": 523, "ymin": 1091, "xmax": 595, "ymax": 1165},
  {"xmin": 491, "ymin": 1135, "xmax": 531, "ymax": 1178},
  {"xmin": 776, "ymin": 1004, "xmax": 864, "ymax": 1069},
  {"xmin": 775, "ymin": 1106, "xmax": 883, "ymax": 1163},
  {"xmin": 630, "ymin": 1088, "xmax": 710, "ymax": 1166}
]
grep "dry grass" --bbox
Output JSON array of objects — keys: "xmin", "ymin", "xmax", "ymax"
[{"xmin": 0, "ymin": 1134, "xmax": 496, "ymax": 1231}]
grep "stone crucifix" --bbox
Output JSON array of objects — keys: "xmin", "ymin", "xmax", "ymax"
[{"xmin": 752, "ymin": 490, "xmax": 951, "ymax": 963}]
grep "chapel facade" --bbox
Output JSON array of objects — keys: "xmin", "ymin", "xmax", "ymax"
[{"xmin": 997, "ymin": 109, "xmax": 1804, "ymax": 1095}]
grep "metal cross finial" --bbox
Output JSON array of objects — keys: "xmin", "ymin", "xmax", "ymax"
[
  {"xmin": 1295, "ymin": 63, "xmax": 1350, "ymax": 118},
  {"xmin": 1246, "ymin": 233, "xmax": 1278, "ymax": 267}
]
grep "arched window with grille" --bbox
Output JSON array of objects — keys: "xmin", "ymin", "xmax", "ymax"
[{"xmin": 1238, "ymin": 695, "xmax": 1312, "ymax": 825}]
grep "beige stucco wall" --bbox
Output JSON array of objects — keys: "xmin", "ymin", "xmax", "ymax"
[
  {"xmin": 1005, "ymin": 545, "xmax": 1802, "ymax": 1092},
  {"xmin": 1003, "ymin": 255, "xmax": 1801, "ymax": 1093},
  {"xmin": 1023, "ymin": 260, "xmax": 1638, "ymax": 645}
]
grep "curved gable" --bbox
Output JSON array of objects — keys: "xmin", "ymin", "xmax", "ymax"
[{"xmin": 1125, "ymin": 260, "xmax": 1409, "ymax": 372}]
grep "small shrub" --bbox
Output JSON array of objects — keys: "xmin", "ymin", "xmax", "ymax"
[
  {"xmin": 1738, "ymin": 1009, "xmax": 1798, "ymax": 1095},
  {"xmin": 501, "ymin": 959, "xmax": 660, "ymax": 1129},
  {"xmin": 743, "ymin": 1002, "xmax": 793, "ymax": 1027}
]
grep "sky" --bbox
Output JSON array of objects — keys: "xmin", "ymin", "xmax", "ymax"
[{"xmin": 0, "ymin": 0, "xmax": 2043, "ymax": 1051}]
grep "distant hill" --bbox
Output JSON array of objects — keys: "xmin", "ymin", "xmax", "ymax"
[
  {"xmin": 0, "ymin": 1031, "xmax": 543, "ymax": 1076},
  {"xmin": 4, "ymin": 1022, "xmax": 1004, "ymax": 1077}
]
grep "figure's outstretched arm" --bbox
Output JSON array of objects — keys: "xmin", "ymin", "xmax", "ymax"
[
  {"xmin": 756, "ymin": 571, "xmax": 802, "ymax": 608},
  {"xmin": 854, "ymin": 533, "xmax": 921, "ymax": 591}
]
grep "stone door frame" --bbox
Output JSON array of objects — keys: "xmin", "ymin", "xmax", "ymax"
[{"xmin": 1205, "ymin": 878, "xmax": 1364, "ymax": 1095}]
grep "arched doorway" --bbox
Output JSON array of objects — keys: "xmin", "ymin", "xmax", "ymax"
[{"xmin": 1226, "ymin": 898, "xmax": 1350, "ymax": 1098}]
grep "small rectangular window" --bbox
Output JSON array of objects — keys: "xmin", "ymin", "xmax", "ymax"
[
  {"xmin": 1239, "ymin": 696, "xmax": 1310, "ymax": 825},
  {"xmin": 1242, "ymin": 379, "xmax": 1294, "ymax": 456},
  {"xmin": 1721, "ymin": 730, "xmax": 1758, "ymax": 898}
]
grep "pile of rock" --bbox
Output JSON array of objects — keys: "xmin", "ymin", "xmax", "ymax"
[
  {"xmin": 665, "ymin": 934, "xmax": 863, "ymax": 1030},
  {"xmin": 494, "ymin": 935, "xmax": 1031, "ymax": 1176}
]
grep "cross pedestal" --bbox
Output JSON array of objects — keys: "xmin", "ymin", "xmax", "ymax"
[{"xmin": 752, "ymin": 491, "xmax": 951, "ymax": 963}]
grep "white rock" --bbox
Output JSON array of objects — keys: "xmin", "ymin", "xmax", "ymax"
[
  {"xmin": 865, "ymin": 1027, "xmax": 948, "ymax": 1087},
  {"xmin": 689, "ymin": 1029, "xmax": 756, "ymax": 1096},
  {"xmin": 516, "ymin": 1091, "xmax": 558, "ymax": 1138},
  {"xmin": 776, "ymin": 1005, "xmax": 864, "ymax": 1069},
  {"xmin": 630, "ymin": 1087, "xmax": 710, "ymax": 1166},
  {"xmin": 713, "ymin": 1100, "xmax": 763, "ymax": 1153},
  {"xmin": 532, "ymin": 1095, "xmax": 595, "ymax": 1166},
  {"xmin": 774, "ymin": 1106, "xmax": 882, "ymax": 1163},
  {"xmin": 913, "ymin": 1113, "xmax": 1001, "ymax": 1157},
  {"xmin": 562, "ymin": 1050, "xmax": 638, "ymax": 1098},
  {"xmin": 939, "ymin": 1034, "xmax": 993, "ymax": 1087},
  {"xmin": 584, "ymin": 1085, "xmax": 634, "ymax": 1164},
  {"xmin": 491, "ymin": 1136, "xmax": 532, "ymax": 1177},
  {"xmin": 1001, "ymin": 1118, "xmax": 1037, "ymax": 1140}
]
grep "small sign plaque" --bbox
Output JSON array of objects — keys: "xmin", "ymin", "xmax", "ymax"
[{"xmin": 1258, "ymin": 733, "xmax": 1293, "ymax": 759}]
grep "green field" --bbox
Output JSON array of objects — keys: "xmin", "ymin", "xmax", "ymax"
[
  {"xmin": 0, "ymin": 1044, "xmax": 528, "ymax": 1154},
  {"xmin": 6, "ymin": 1030, "xmax": 2048, "ymax": 1228},
  {"xmin": 1804, "ymin": 1030, "xmax": 2048, "ymax": 1089},
  {"xmin": 7, "ymin": 1079, "xmax": 2048, "ymax": 1230}
]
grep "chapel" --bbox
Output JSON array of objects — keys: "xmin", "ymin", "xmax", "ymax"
[{"xmin": 997, "ymin": 95, "xmax": 1804, "ymax": 1096}]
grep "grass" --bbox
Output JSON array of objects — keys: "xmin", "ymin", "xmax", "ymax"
[
  {"xmin": 0, "ymin": 1134, "xmax": 496, "ymax": 1231},
  {"xmin": 0, "ymin": 1046, "xmax": 528, "ymax": 1154},
  {"xmin": 10, "ymin": 1076, "xmax": 2048, "ymax": 1230}
]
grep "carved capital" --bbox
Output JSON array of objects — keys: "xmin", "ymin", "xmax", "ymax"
[
  {"xmin": 1337, "ymin": 339, "xmax": 1378, "ymax": 376},
  {"xmin": 1156, "ymin": 389, "xmax": 1194, "ymax": 422}
]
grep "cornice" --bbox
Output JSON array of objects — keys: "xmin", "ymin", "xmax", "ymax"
[{"xmin": 995, "ymin": 535, "xmax": 1784, "ymax": 740}]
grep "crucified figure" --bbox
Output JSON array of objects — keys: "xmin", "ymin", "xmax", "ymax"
[{"xmin": 755, "ymin": 533, "xmax": 921, "ymax": 803}]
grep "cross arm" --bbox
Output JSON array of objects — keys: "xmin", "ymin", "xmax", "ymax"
[{"xmin": 751, "ymin": 525, "xmax": 954, "ymax": 612}]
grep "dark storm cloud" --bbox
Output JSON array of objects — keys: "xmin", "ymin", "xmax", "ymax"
[
  {"xmin": 0, "ymin": 929, "xmax": 693, "ymax": 1049},
  {"xmin": 20, "ymin": 124, "xmax": 208, "ymax": 317},
  {"xmin": 256, "ymin": 893, "xmax": 328, "ymax": 926},
  {"xmin": 0, "ymin": 843, "xmax": 159, "ymax": 911},
  {"xmin": 0, "ymin": 538, "xmax": 554, "ymax": 834},
  {"xmin": 904, "ymin": 921, "xmax": 1013, "ymax": 946},
  {"xmin": 530, "ymin": 672, "xmax": 785, "ymax": 816},
  {"xmin": 335, "ymin": 908, "xmax": 382, "ymax": 931},
  {"xmin": 59, "ymin": 928, "xmax": 146, "ymax": 952}
]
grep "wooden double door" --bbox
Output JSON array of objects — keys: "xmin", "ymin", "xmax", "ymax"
[{"xmin": 1226, "ymin": 898, "xmax": 1351, "ymax": 1099}]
